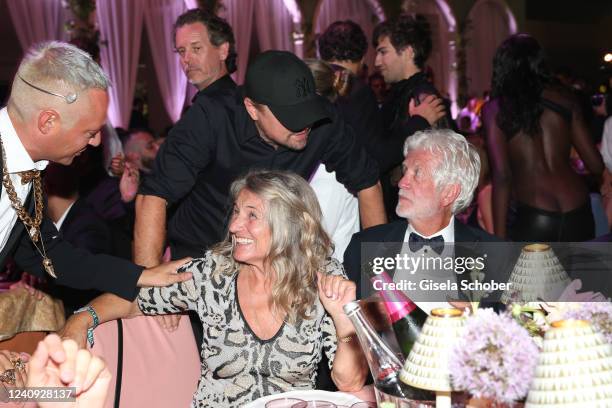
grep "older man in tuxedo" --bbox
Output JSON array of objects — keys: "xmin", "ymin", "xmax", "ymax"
[
  {"xmin": 344, "ymin": 129, "xmax": 505, "ymax": 307},
  {"xmin": 0, "ymin": 41, "xmax": 190, "ymax": 303}
]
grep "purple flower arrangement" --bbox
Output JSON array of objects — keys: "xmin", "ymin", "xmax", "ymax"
[
  {"xmin": 449, "ymin": 308, "xmax": 539, "ymax": 403},
  {"xmin": 563, "ymin": 302, "xmax": 612, "ymax": 344}
]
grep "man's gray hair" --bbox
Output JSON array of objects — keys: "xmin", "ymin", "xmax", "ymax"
[
  {"xmin": 403, "ymin": 129, "xmax": 480, "ymax": 214},
  {"xmin": 9, "ymin": 41, "xmax": 110, "ymax": 125},
  {"xmin": 17, "ymin": 41, "xmax": 109, "ymax": 91}
]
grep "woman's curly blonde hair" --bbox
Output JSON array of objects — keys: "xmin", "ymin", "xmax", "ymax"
[{"xmin": 211, "ymin": 170, "xmax": 333, "ymax": 323}]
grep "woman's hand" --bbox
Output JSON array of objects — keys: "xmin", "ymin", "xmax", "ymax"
[
  {"xmin": 56, "ymin": 314, "xmax": 90, "ymax": 350},
  {"xmin": 317, "ymin": 272, "xmax": 356, "ymax": 334},
  {"xmin": 318, "ymin": 273, "xmax": 368, "ymax": 391}
]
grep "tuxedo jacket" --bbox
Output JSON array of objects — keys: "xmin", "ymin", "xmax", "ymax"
[
  {"xmin": 343, "ymin": 218, "xmax": 508, "ymax": 300},
  {"xmin": 0, "ymin": 154, "xmax": 143, "ymax": 300}
]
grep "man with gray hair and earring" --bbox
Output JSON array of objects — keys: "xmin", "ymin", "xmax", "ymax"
[
  {"xmin": 0, "ymin": 42, "xmax": 192, "ymax": 315},
  {"xmin": 344, "ymin": 129, "xmax": 502, "ymax": 309}
]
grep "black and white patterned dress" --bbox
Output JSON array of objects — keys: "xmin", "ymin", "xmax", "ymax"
[{"xmin": 137, "ymin": 251, "xmax": 343, "ymax": 408}]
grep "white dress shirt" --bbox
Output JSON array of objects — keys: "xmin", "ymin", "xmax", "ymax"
[
  {"xmin": 0, "ymin": 107, "xmax": 48, "ymax": 251},
  {"xmin": 402, "ymin": 217, "xmax": 455, "ymax": 248},
  {"xmin": 310, "ymin": 164, "xmax": 359, "ymax": 262},
  {"xmin": 54, "ymin": 202, "xmax": 75, "ymax": 231},
  {"xmin": 397, "ymin": 217, "xmax": 457, "ymax": 315},
  {"xmin": 601, "ymin": 116, "xmax": 612, "ymax": 172}
]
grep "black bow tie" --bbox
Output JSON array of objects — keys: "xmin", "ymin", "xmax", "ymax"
[{"xmin": 408, "ymin": 232, "xmax": 444, "ymax": 255}]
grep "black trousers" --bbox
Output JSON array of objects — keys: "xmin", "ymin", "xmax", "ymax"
[{"xmin": 510, "ymin": 201, "xmax": 595, "ymax": 242}]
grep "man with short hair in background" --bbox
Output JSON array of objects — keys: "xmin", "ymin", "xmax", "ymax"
[{"xmin": 373, "ymin": 14, "xmax": 451, "ymax": 219}]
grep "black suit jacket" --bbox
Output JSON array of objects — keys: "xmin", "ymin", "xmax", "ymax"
[
  {"xmin": 0, "ymin": 154, "xmax": 143, "ymax": 300},
  {"xmin": 48, "ymin": 198, "xmax": 114, "ymax": 315},
  {"xmin": 343, "ymin": 218, "xmax": 507, "ymax": 300},
  {"xmin": 60, "ymin": 198, "xmax": 113, "ymax": 255}
]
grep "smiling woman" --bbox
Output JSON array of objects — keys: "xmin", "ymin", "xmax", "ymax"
[{"xmin": 60, "ymin": 170, "xmax": 368, "ymax": 408}]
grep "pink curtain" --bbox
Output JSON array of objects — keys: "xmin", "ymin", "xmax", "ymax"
[
  {"xmin": 315, "ymin": 0, "xmax": 382, "ymax": 71},
  {"xmin": 183, "ymin": 0, "xmax": 198, "ymax": 9},
  {"xmin": 254, "ymin": 0, "xmax": 301, "ymax": 56},
  {"xmin": 144, "ymin": 0, "xmax": 188, "ymax": 123},
  {"xmin": 97, "ymin": 0, "xmax": 145, "ymax": 129},
  {"xmin": 219, "ymin": 0, "xmax": 254, "ymax": 84},
  {"xmin": 466, "ymin": 0, "xmax": 517, "ymax": 99},
  {"xmin": 282, "ymin": 0, "xmax": 304, "ymax": 57},
  {"xmin": 6, "ymin": 0, "xmax": 67, "ymax": 51}
]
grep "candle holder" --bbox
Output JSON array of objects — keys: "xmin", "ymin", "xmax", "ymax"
[
  {"xmin": 501, "ymin": 244, "xmax": 570, "ymax": 303},
  {"xmin": 525, "ymin": 319, "xmax": 612, "ymax": 407},
  {"xmin": 399, "ymin": 308, "xmax": 466, "ymax": 408}
]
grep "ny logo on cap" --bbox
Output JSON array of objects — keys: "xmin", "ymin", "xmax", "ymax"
[{"xmin": 295, "ymin": 77, "xmax": 313, "ymax": 98}]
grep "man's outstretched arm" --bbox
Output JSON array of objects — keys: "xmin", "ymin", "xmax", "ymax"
[
  {"xmin": 357, "ymin": 182, "xmax": 387, "ymax": 228},
  {"xmin": 134, "ymin": 194, "xmax": 168, "ymax": 268}
]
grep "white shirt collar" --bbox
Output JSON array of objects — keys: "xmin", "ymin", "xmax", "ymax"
[
  {"xmin": 0, "ymin": 107, "xmax": 48, "ymax": 173},
  {"xmin": 54, "ymin": 201, "xmax": 75, "ymax": 231},
  {"xmin": 403, "ymin": 217, "xmax": 455, "ymax": 243}
]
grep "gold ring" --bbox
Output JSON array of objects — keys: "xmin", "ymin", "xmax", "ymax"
[
  {"xmin": 11, "ymin": 357, "xmax": 25, "ymax": 372},
  {"xmin": 0, "ymin": 369, "xmax": 16, "ymax": 385}
]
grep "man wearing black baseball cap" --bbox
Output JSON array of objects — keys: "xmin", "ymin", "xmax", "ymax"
[
  {"xmin": 243, "ymin": 51, "xmax": 330, "ymax": 141},
  {"xmin": 136, "ymin": 50, "xmax": 386, "ymax": 267}
]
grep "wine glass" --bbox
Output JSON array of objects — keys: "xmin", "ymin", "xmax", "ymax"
[{"xmin": 265, "ymin": 397, "xmax": 305, "ymax": 408}]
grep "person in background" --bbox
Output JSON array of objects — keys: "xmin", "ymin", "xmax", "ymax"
[
  {"xmin": 368, "ymin": 72, "xmax": 387, "ymax": 108},
  {"xmin": 457, "ymin": 97, "xmax": 481, "ymax": 134},
  {"xmin": 599, "ymin": 115, "xmax": 612, "ymax": 230},
  {"xmin": 121, "ymin": 128, "xmax": 159, "ymax": 175},
  {"xmin": 483, "ymin": 34, "xmax": 604, "ymax": 241},
  {"xmin": 372, "ymin": 14, "xmax": 449, "ymax": 220},
  {"xmin": 304, "ymin": 58, "xmax": 359, "ymax": 262},
  {"xmin": 317, "ymin": 20, "xmax": 384, "ymax": 166},
  {"xmin": 44, "ymin": 160, "xmax": 112, "ymax": 315}
]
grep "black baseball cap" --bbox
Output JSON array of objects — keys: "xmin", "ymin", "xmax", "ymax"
[{"xmin": 245, "ymin": 50, "xmax": 330, "ymax": 132}]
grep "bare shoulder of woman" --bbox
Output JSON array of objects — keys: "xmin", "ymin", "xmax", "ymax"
[{"xmin": 542, "ymin": 85, "xmax": 577, "ymax": 111}]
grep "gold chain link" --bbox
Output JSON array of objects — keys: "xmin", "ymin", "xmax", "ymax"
[{"xmin": 0, "ymin": 135, "xmax": 43, "ymax": 242}]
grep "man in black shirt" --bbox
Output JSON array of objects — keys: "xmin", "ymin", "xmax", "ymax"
[
  {"xmin": 317, "ymin": 19, "xmax": 444, "ymax": 175},
  {"xmin": 317, "ymin": 21, "xmax": 385, "ymax": 167},
  {"xmin": 373, "ymin": 14, "xmax": 451, "ymax": 219},
  {"xmin": 173, "ymin": 9, "xmax": 237, "ymax": 95},
  {"xmin": 136, "ymin": 51, "xmax": 386, "ymax": 265},
  {"xmin": 134, "ymin": 9, "xmax": 237, "ymax": 271}
]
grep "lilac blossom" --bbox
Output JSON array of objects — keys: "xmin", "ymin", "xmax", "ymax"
[
  {"xmin": 449, "ymin": 308, "xmax": 539, "ymax": 403},
  {"xmin": 564, "ymin": 302, "xmax": 612, "ymax": 344}
]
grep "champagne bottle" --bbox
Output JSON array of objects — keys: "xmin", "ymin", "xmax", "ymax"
[
  {"xmin": 343, "ymin": 301, "xmax": 433, "ymax": 403},
  {"xmin": 371, "ymin": 271, "xmax": 428, "ymax": 359}
]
